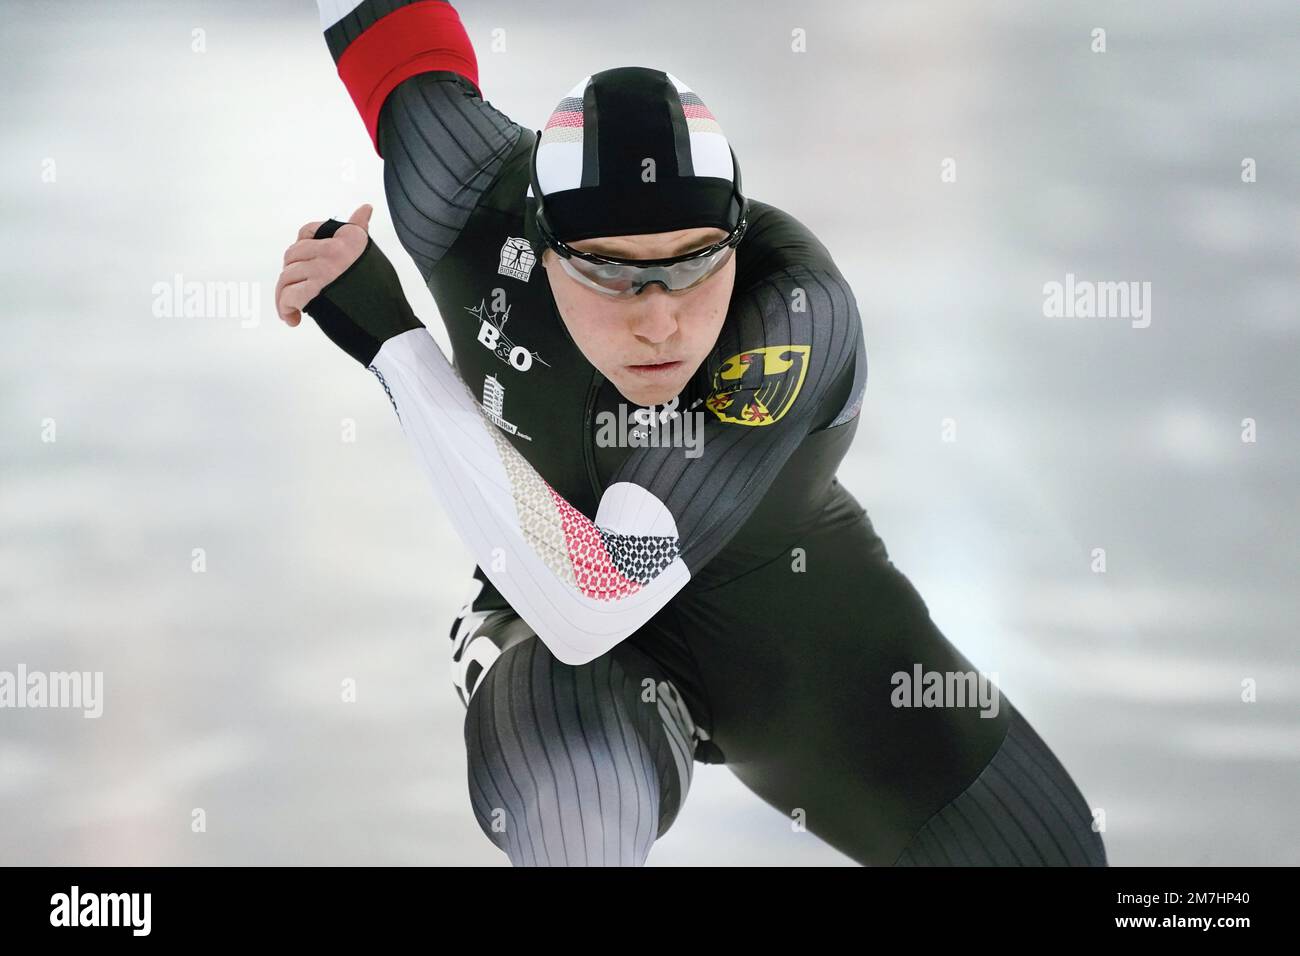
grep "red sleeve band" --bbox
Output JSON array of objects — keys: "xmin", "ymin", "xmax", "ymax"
[{"xmin": 336, "ymin": 0, "xmax": 480, "ymax": 154}]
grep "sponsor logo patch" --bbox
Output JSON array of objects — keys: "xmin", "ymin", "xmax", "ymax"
[
  {"xmin": 466, "ymin": 300, "xmax": 549, "ymax": 372},
  {"xmin": 481, "ymin": 373, "xmax": 532, "ymax": 441},
  {"xmin": 497, "ymin": 237, "xmax": 536, "ymax": 282}
]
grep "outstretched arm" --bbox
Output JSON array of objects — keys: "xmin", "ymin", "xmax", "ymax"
[{"xmin": 303, "ymin": 222, "xmax": 688, "ymax": 664}]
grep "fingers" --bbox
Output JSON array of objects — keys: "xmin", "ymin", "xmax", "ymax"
[
  {"xmin": 296, "ymin": 202, "xmax": 372, "ymax": 243},
  {"xmin": 283, "ymin": 236, "xmax": 332, "ymax": 267},
  {"xmin": 281, "ymin": 205, "xmax": 377, "ymax": 326},
  {"xmin": 334, "ymin": 221, "xmax": 369, "ymax": 244},
  {"xmin": 332, "ymin": 203, "xmax": 373, "ymax": 245},
  {"xmin": 347, "ymin": 203, "xmax": 373, "ymax": 229},
  {"xmin": 276, "ymin": 277, "xmax": 320, "ymax": 327},
  {"xmin": 274, "ymin": 259, "xmax": 311, "ymax": 301},
  {"xmin": 275, "ymin": 261, "xmax": 321, "ymax": 326}
]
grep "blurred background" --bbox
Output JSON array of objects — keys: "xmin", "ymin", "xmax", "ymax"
[{"xmin": 1, "ymin": 0, "xmax": 1296, "ymax": 865}]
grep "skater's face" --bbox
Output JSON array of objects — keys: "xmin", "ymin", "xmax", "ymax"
[{"xmin": 543, "ymin": 226, "xmax": 735, "ymax": 407}]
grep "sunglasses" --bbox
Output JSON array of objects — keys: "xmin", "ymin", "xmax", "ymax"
[{"xmin": 530, "ymin": 133, "xmax": 748, "ymax": 299}]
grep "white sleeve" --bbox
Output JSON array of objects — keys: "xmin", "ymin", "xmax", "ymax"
[{"xmin": 369, "ymin": 329, "xmax": 691, "ymax": 665}]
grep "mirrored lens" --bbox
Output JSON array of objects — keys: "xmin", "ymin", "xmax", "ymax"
[{"xmin": 561, "ymin": 245, "xmax": 735, "ymax": 298}]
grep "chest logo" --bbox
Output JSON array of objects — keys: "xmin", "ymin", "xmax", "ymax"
[
  {"xmin": 705, "ymin": 345, "xmax": 810, "ymax": 426},
  {"xmin": 498, "ymin": 237, "xmax": 536, "ymax": 282},
  {"xmin": 466, "ymin": 300, "xmax": 550, "ymax": 372}
]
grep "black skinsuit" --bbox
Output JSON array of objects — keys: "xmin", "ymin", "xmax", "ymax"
[{"xmin": 307, "ymin": 0, "xmax": 1108, "ymax": 866}]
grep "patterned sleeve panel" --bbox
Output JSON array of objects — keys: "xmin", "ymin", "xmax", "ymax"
[{"xmin": 317, "ymin": 0, "xmax": 525, "ymax": 278}]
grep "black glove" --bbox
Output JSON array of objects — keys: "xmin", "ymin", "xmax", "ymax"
[{"xmin": 303, "ymin": 219, "xmax": 424, "ymax": 366}]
